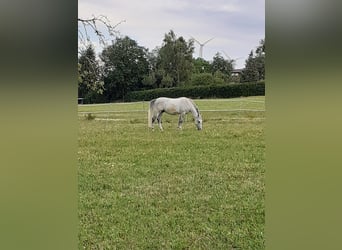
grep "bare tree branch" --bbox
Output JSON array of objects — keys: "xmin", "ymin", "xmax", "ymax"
[
  {"xmin": 78, "ymin": 15, "xmax": 125, "ymax": 48},
  {"xmin": 78, "ymin": 15, "xmax": 125, "ymax": 97}
]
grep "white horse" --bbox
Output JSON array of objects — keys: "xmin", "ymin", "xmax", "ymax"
[{"xmin": 148, "ymin": 97, "xmax": 202, "ymax": 130}]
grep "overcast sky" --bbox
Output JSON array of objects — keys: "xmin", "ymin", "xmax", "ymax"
[{"xmin": 78, "ymin": 0, "xmax": 264, "ymax": 69}]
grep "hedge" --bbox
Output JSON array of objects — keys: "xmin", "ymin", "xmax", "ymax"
[{"xmin": 125, "ymin": 81, "xmax": 265, "ymax": 102}]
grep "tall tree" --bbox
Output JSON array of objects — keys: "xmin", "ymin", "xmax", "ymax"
[
  {"xmin": 255, "ymin": 39, "xmax": 265, "ymax": 80},
  {"xmin": 241, "ymin": 39, "xmax": 265, "ymax": 82},
  {"xmin": 241, "ymin": 51, "xmax": 260, "ymax": 82},
  {"xmin": 192, "ymin": 58, "xmax": 212, "ymax": 74},
  {"xmin": 157, "ymin": 30, "xmax": 194, "ymax": 87},
  {"xmin": 211, "ymin": 52, "xmax": 234, "ymax": 82},
  {"xmin": 142, "ymin": 48, "xmax": 160, "ymax": 88},
  {"xmin": 78, "ymin": 45, "xmax": 104, "ymax": 102},
  {"xmin": 100, "ymin": 36, "xmax": 149, "ymax": 101}
]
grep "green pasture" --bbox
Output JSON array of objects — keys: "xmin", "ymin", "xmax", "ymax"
[
  {"xmin": 78, "ymin": 96, "xmax": 265, "ymax": 113},
  {"xmin": 78, "ymin": 96, "xmax": 265, "ymax": 249}
]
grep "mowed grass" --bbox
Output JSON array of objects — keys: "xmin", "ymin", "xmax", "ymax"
[{"xmin": 78, "ymin": 96, "xmax": 265, "ymax": 249}]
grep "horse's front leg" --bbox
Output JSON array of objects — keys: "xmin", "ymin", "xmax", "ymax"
[
  {"xmin": 178, "ymin": 113, "xmax": 185, "ymax": 129},
  {"xmin": 157, "ymin": 112, "xmax": 164, "ymax": 131}
]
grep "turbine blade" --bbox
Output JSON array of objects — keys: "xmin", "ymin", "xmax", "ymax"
[
  {"xmin": 203, "ymin": 37, "xmax": 214, "ymax": 45},
  {"xmin": 222, "ymin": 50, "xmax": 230, "ymax": 59},
  {"xmin": 190, "ymin": 36, "xmax": 201, "ymax": 45}
]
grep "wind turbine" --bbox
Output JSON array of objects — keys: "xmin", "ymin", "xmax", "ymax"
[
  {"xmin": 191, "ymin": 37, "xmax": 214, "ymax": 58},
  {"xmin": 221, "ymin": 50, "xmax": 244, "ymax": 68},
  {"xmin": 221, "ymin": 50, "xmax": 242, "ymax": 62}
]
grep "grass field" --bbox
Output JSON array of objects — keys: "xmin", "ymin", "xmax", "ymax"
[{"xmin": 78, "ymin": 96, "xmax": 265, "ymax": 249}]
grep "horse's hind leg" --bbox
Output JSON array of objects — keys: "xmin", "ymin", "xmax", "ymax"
[
  {"xmin": 151, "ymin": 116, "xmax": 156, "ymax": 129},
  {"xmin": 157, "ymin": 112, "xmax": 163, "ymax": 131},
  {"xmin": 178, "ymin": 113, "xmax": 185, "ymax": 129}
]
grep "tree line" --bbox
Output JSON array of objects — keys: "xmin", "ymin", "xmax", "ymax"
[{"xmin": 78, "ymin": 30, "xmax": 265, "ymax": 103}]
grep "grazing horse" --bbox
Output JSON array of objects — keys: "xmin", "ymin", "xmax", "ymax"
[{"xmin": 148, "ymin": 97, "xmax": 202, "ymax": 130}]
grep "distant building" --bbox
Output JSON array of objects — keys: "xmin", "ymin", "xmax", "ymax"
[
  {"xmin": 230, "ymin": 68, "xmax": 244, "ymax": 83},
  {"xmin": 231, "ymin": 68, "xmax": 244, "ymax": 77}
]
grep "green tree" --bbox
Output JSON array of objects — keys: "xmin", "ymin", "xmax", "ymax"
[
  {"xmin": 157, "ymin": 30, "xmax": 194, "ymax": 87},
  {"xmin": 142, "ymin": 48, "xmax": 160, "ymax": 88},
  {"xmin": 192, "ymin": 58, "xmax": 211, "ymax": 74},
  {"xmin": 241, "ymin": 39, "xmax": 265, "ymax": 82},
  {"xmin": 241, "ymin": 51, "xmax": 259, "ymax": 82},
  {"xmin": 211, "ymin": 52, "xmax": 233, "ymax": 82},
  {"xmin": 255, "ymin": 39, "xmax": 265, "ymax": 80},
  {"xmin": 212, "ymin": 71, "xmax": 226, "ymax": 85},
  {"xmin": 100, "ymin": 36, "xmax": 149, "ymax": 101},
  {"xmin": 78, "ymin": 45, "xmax": 104, "ymax": 103}
]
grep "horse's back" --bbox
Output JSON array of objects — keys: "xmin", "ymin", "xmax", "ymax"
[
  {"xmin": 155, "ymin": 97, "xmax": 189, "ymax": 103},
  {"xmin": 152, "ymin": 97, "xmax": 191, "ymax": 114}
]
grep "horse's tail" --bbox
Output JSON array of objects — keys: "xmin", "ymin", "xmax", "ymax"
[
  {"xmin": 148, "ymin": 99, "xmax": 155, "ymax": 128},
  {"xmin": 148, "ymin": 107, "xmax": 152, "ymax": 128}
]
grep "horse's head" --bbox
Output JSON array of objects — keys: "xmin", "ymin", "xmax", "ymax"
[{"xmin": 195, "ymin": 115, "xmax": 203, "ymax": 130}]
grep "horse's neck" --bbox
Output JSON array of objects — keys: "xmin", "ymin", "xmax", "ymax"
[{"xmin": 188, "ymin": 101, "xmax": 199, "ymax": 118}]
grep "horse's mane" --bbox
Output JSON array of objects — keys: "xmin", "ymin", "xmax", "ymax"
[{"xmin": 188, "ymin": 98, "xmax": 200, "ymax": 117}]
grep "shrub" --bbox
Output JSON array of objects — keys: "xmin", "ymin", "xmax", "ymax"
[
  {"xmin": 191, "ymin": 73, "xmax": 214, "ymax": 86},
  {"xmin": 125, "ymin": 81, "xmax": 265, "ymax": 101}
]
